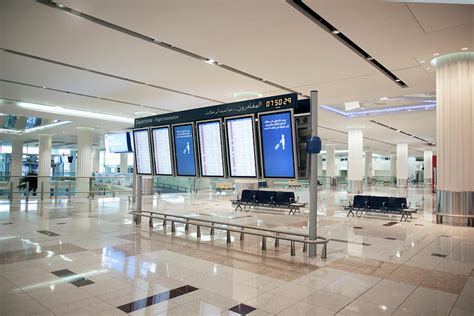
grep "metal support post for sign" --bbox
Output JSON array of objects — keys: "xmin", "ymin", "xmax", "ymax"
[
  {"xmin": 9, "ymin": 182, "xmax": 13, "ymax": 202},
  {"xmin": 89, "ymin": 178, "xmax": 94, "ymax": 199},
  {"xmin": 309, "ymin": 90, "xmax": 319, "ymax": 257},
  {"xmin": 135, "ymin": 175, "xmax": 142, "ymax": 225},
  {"xmin": 54, "ymin": 182, "xmax": 58, "ymax": 202},
  {"xmin": 25, "ymin": 182, "xmax": 29, "ymax": 203},
  {"xmin": 40, "ymin": 182, "xmax": 44, "ymax": 201}
]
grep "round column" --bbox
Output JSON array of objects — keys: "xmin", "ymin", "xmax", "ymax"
[
  {"xmin": 396, "ymin": 143, "xmax": 408, "ymax": 188},
  {"xmin": 348, "ymin": 128, "xmax": 364, "ymax": 193},
  {"xmin": 76, "ymin": 127, "xmax": 94, "ymax": 197},
  {"xmin": 10, "ymin": 138, "xmax": 23, "ymax": 189},
  {"xmin": 120, "ymin": 153, "xmax": 128, "ymax": 174},
  {"xmin": 365, "ymin": 151, "xmax": 373, "ymax": 183},
  {"xmin": 424, "ymin": 150, "xmax": 433, "ymax": 185},
  {"xmin": 38, "ymin": 134, "xmax": 52, "ymax": 196},
  {"xmin": 390, "ymin": 154, "xmax": 397, "ymax": 180},
  {"xmin": 92, "ymin": 148, "xmax": 100, "ymax": 174},
  {"xmin": 325, "ymin": 144, "xmax": 336, "ymax": 186},
  {"xmin": 434, "ymin": 52, "xmax": 474, "ymax": 220}
]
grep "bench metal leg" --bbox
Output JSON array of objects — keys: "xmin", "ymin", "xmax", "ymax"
[
  {"xmin": 171, "ymin": 221, "xmax": 176, "ymax": 233},
  {"xmin": 262, "ymin": 236, "xmax": 266, "ymax": 251},
  {"xmin": 149, "ymin": 217, "xmax": 153, "ymax": 228},
  {"xmin": 347, "ymin": 209, "xmax": 354, "ymax": 217},
  {"xmin": 235, "ymin": 204, "xmax": 242, "ymax": 212}
]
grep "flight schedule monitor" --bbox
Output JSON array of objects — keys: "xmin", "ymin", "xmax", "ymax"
[
  {"xmin": 258, "ymin": 110, "xmax": 296, "ymax": 178},
  {"xmin": 197, "ymin": 120, "xmax": 224, "ymax": 177},
  {"xmin": 151, "ymin": 127, "xmax": 173, "ymax": 176},
  {"xmin": 225, "ymin": 115, "xmax": 257, "ymax": 178},
  {"xmin": 172, "ymin": 124, "xmax": 197, "ymax": 177},
  {"xmin": 133, "ymin": 129, "xmax": 153, "ymax": 175},
  {"xmin": 105, "ymin": 132, "xmax": 132, "ymax": 153}
]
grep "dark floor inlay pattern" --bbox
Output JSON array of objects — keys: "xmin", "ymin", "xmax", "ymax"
[
  {"xmin": 415, "ymin": 224, "xmax": 424, "ymax": 226},
  {"xmin": 56, "ymin": 222, "xmax": 67, "ymax": 225},
  {"xmin": 2, "ymin": 222, "xmax": 13, "ymax": 225},
  {"xmin": 229, "ymin": 303, "xmax": 256, "ymax": 315},
  {"xmin": 440, "ymin": 235, "xmax": 452, "ymax": 238},
  {"xmin": 51, "ymin": 269, "xmax": 94, "ymax": 287},
  {"xmin": 382, "ymin": 222, "xmax": 399, "ymax": 227},
  {"xmin": 117, "ymin": 285, "xmax": 198, "ymax": 313},
  {"xmin": 353, "ymin": 226, "xmax": 363, "ymax": 229},
  {"xmin": 37, "ymin": 230, "xmax": 60, "ymax": 237},
  {"xmin": 432, "ymin": 253, "xmax": 448, "ymax": 258},
  {"xmin": 385, "ymin": 237, "xmax": 397, "ymax": 240}
]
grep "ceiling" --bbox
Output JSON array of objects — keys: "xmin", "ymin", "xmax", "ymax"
[{"xmin": 0, "ymin": 0, "xmax": 472, "ymax": 156}]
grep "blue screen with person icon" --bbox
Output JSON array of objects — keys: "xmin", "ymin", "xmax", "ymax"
[
  {"xmin": 173, "ymin": 124, "xmax": 197, "ymax": 176},
  {"xmin": 259, "ymin": 111, "xmax": 296, "ymax": 178}
]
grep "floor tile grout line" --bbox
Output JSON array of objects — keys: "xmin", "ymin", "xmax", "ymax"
[{"xmin": 447, "ymin": 273, "xmax": 471, "ymax": 315}]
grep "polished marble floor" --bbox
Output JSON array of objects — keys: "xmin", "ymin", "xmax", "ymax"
[{"xmin": 0, "ymin": 185, "xmax": 473, "ymax": 315}]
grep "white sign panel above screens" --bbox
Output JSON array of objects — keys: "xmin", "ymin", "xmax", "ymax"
[
  {"xmin": 258, "ymin": 109, "xmax": 297, "ymax": 179},
  {"xmin": 151, "ymin": 126, "xmax": 173, "ymax": 176},
  {"xmin": 197, "ymin": 119, "xmax": 225, "ymax": 177},
  {"xmin": 132, "ymin": 129, "xmax": 153, "ymax": 175},
  {"xmin": 224, "ymin": 115, "xmax": 257, "ymax": 178},
  {"xmin": 105, "ymin": 132, "xmax": 132, "ymax": 153}
]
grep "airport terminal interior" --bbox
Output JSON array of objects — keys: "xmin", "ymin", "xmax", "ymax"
[{"xmin": 1, "ymin": 0, "xmax": 474, "ymax": 315}]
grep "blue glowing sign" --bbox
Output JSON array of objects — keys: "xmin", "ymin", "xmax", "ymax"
[
  {"xmin": 259, "ymin": 111, "xmax": 296, "ymax": 178},
  {"xmin": 173, "ymin": 124, "xmax": 197, "ymax": 177}
]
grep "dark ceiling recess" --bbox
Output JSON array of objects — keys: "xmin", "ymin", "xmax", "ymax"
[
  {"xmin": 35, "ymin": 0, "xmax": 307, "ymax": 98},
  {"xmin": 286, "ymin": 0, "xmax": 408, "ymax": 88},
  {"xmin": 370, "ymin": 120, "xmax": 434, "ymax": 146}
]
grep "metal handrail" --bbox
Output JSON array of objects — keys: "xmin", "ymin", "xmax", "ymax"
[{"xmin": 130, "ymin": 209, "xmax": 328, "ymax": 258}]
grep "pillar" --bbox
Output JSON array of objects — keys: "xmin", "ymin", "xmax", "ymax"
[
  {"xmin": 390, "ymin": 154, "xmax": 397, "ymax": 179},
  {"xmin": 435, "ymin": 52, "xmax": 474, "ymax": 220},
  {"xmin": 317, "ymin": 155, "xmax": 322, "ymax": 183},
  {"xmin": 92, "ymin": 148, "xmax": 100, "ymax": 174},
  {"xmin": 365, "ymin": 151, "xmax": 373, "ymax": 179},
  {"xmin": 424, "ymin": 150, "xmax": 433, "ymax": 185},
  {"xmin": 120, "ymin": 153, "xmax": 128, "ymax": 174},
  {"xmin": 69, "ymin": 149, "xmax": 77, "ymax": 176},
  {"xmin": 76, "ymin": 128, "xmax": 93, "ymax": 197},
  {"xmin": 397, "ymin": 143, "xmax": 408, "ymax": 188},
  {"xmin": 38, "ymin": 134, "xmax": 52, "ymax": 196},
  {"xmin": 348, "ymin": 128, "xmax": 364, "ymax": 193},
  {"xmin": 10, "ymin": 138, "xmax": 23, "ymax": 189},
  {"xmin": 326, "ymin": 144, "xmax": 336, "ymax": 186}
]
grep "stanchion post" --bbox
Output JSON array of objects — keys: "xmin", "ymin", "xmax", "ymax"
[
  {"xmin": 9, "ymin": 182, "xmax": 13, "ymax": 202},
  {"xmin": 134, "ymin": 175, "xmax": 142, "ymax": 225},
  {"xmin": 89, "ymin": 178, "xmax": 94, "ymax": 198},
  {"xmin": 54, "ymin": 182, "xmax": 58, "ymax": 202},
  {"xmin": 25, "ymin": 182, "xmax": 29, "ymax": 203}
]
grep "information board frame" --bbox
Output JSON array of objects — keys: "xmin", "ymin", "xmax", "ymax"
[
  {"xmin": 132, "ymin": 128, "xmax": 153, "ymax": 175},
  {"xmin": 171, "ymin": 122, "xmax": 199, "ymax": 177},
  {"xmin": 224, "ymin": 114, "xmax": 259, "ymax": 179},
  {"xmin": 150, "ymin": 125, "xmax": 174, "ymax": 176},
  {"xmin": 196, "ymin": 118, "xmax": 226, "ymax": 178},
  {"xmin": 257, "ymin": 109, "xmax": 298, "ymax": 179},
  {"xmin": 105, "ymin": 132, "xmax": 133, "ymax": 153}
]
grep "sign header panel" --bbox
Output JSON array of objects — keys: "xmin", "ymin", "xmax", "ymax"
[{"xmin": 134, "ymin": 93, "xmax": 298, "ymax": 128}]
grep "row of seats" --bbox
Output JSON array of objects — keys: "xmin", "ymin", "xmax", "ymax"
[
  {"xmin": 235, "ymin": 189, "xmax": 295, "ymax": 211},
  {"xmin": 346, "ymin": 195, "xmax": 412, "ymax": 221}
]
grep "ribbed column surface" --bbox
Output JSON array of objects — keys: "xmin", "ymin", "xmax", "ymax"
[
  {"xmin": 38, "ymin": 134, "xmax": 52, "ymax": 194},
  {"xmin": 436, "ymin": 52, "xmax": 474, "ymax": 192},
  {"xmin": 365, "ymin": 151, "xmax": 373, "ymax": 178},
  {"xmin": 424, "ymin": 150, "xmax": 433, "ymax": 182},
  {"xmin": 76, "ymin": 128, "xmax": 93, "ymax": 196},
  {"xmin": 396, "ymin": 144, "xmax": 408, "ymax": 180}
]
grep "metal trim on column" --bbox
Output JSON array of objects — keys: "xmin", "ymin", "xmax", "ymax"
[{"xmin": 308, "ymin": 90, "xmax": 318, "ymax": 257}]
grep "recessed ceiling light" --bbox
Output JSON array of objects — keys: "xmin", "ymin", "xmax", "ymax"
[
  {"xmin": 42, "ymin": 86, "xmax": 46, "ymax": 89},
  {"xmin": 366, "ymin": 57, "xmax": 374, "ymax": 61},
  {"xmin": 57, "ymin": 4, "xmax": 64, "ymax": 8},
  {"xmin": 433, "ymin": 53, "xmax": 439, "ymax": 56},
  {"xmin": 461, "ymin": 47, "xmax": 468, "ymax": 51},
  {"xmin": 395, "ymin": 79, "xmax": 401, "ymax": 82},
  {"xmin": 205, "ymin": 59, "xmax": 216, "ymax": 64},
  {"xmin": 331, "ymin": 30, "xmax": 340, "ymax": 34}
]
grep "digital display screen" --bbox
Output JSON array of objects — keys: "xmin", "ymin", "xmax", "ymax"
[
  {"xmin": 105, "ymin": 132, "xmax": 132, "ymax": 153},
  {"xmin": 259, "ymin": 111, "xmax": 296, "ymax": 178},
  {"xmin": 25, "ymin": 117, "xmax": 42, "ymax": 129},
  {"xmin": 225, "ymin": 116, "xmax": 257, "ymax": 178},
  {"xmin": 133, "ymin": 129, "xmax": 153, "ymax": 175},
  {"xmin": 3, "ymin": 115, "xmax": 17, "ymax": 129},
  {"xmin": 151, "ymin": 127, "xmax": 173, "ymax": 176},
  {"xmin": 197, "ymin": 120, "xmax": 224, "ymax": 177},
  {"xmin": 172, "ymin": 124, "xmax": 197, "ymax": 177}
]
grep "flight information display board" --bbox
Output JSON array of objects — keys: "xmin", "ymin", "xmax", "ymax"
[
  {"xmin": 151, "ymin": 127, "xmax": 173, "ymax": 176},
  {"xmin": 105, "ymin": 132, "xmax": 132, "ymax": 153},
  {"xmin": 225, "ymin": 115, "xmax": 257, "ymax": 178},
  {"xmin": 172, "ymin": 124, "xmax": 197, "ymax": 177},
  {"xmin": 133, "ymin": 129, "xmax": 153, "ymax": 175},
  {"xmin": 197, "ymin": 120, "xmax": 225, "ymax": 177},
  {"xmin": 258, "ymin": 110, "xmax": 296, "ymax": 178}
]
